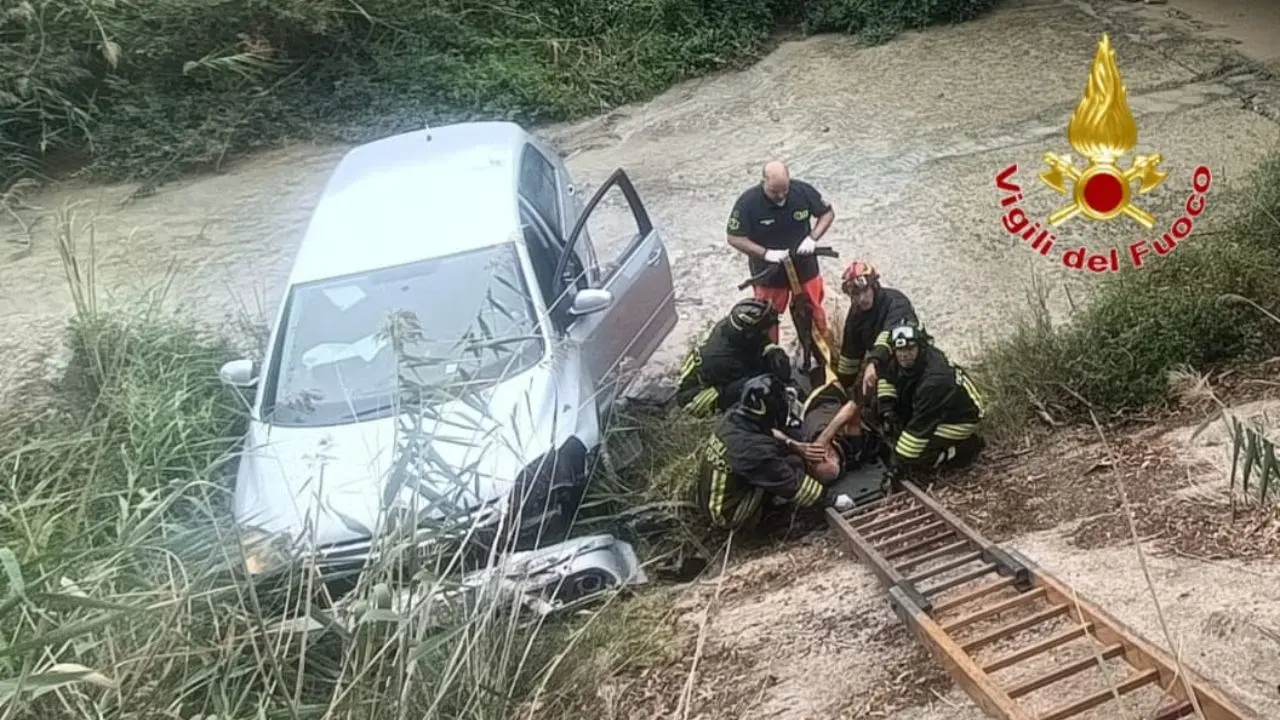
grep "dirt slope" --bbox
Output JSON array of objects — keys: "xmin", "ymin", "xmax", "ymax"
[{"xmin": 3, "ymin": 0, "xmax": 1280, "ymax": 717}]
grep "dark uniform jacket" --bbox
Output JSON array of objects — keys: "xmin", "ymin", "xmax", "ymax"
[
  {"xmin": 877, "ymin": 345, "xmax": 985, "ymax": 467},
  {"xmin": 677, "ymin": 319, "xmax": 790, "ymax": 414},
  {"xmin": 726, "ymin": 180, "xmax": 831, "ymax": 288},
  {"xmin": 696, "ymin": 409, "xmax": 826, "ymax": 529},
  {"xmin": 836, "ymin": 287, "xmax": 918, "ymax": 390}
]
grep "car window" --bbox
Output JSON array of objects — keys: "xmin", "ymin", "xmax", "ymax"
[
  {"xmin": 522, "ymin": 219, "xmax": 558, "ymax": 308},
  {"xmin": 519, "ymin": 145, "xmax": 562, "ymax": 238},
  {"xmin": 573, "ymin": 180, "xmax": 645, "ymax": 280},
  {"xmin": 521, "ymin": 203, "xmax": 587, "ymax": 309},
  {"xmin": 262, "ymin": 244, "xmax": 545, "ymax": 427}
]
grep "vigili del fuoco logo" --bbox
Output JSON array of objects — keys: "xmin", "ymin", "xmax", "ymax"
[{"xmin": 994, "ymin": 33, "xmax": 1212, "ymax": 273}]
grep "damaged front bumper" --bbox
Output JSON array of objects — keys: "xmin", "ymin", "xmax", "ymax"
[{"xmin": 270, "ymin": 533, "xmax": 648, "ymax": 634}]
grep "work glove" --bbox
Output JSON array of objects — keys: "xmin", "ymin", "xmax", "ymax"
[
  {"xmin": 796, "ymin": 236, "xmax": 816, "ymax": 255},
  {"xmin": 824, "ymin": 489, "xmax": 856, "ymax": 513},
  {"xmin": 878, "ymin": 409, "xmax": 900, "ymax": 438},
  {"xmin": 763, "ymin": 248, "xmax": 788, "ymax": 263}
]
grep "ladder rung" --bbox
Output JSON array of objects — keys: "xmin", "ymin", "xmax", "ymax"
[
  {"xmin": 895, "ymin": 539, "xmax": 970, "ymax": 572},
  {"xmin": 882, "ymin": 531, "xmax": 958, "ymax": 561},
  {"xmin": 846, "ymin": 494, "xmax": 911, "ymax": 521},
  {"xmin": 873, "ymin": 520, "xmax": 947, "ymax": 550},
  {"xmin": 1006, "ymin": 644, "xmax": 1125, "ymax": 699},
  {"xmin": 933, "ymin": 577, "xmax": 1015, "ymax": 615},
  {"xmin": 921, "ymin": 563, "xmax": 997, "ymax": 597},
  {"xmin": 906, "ymin": 550, "xmax": 983, "ymax": 584},
  {"xmin": 1036, "ymin": 668, "xmax": 1160, "ymax": 720},
  {"xmin": 944, "ymin": 587, "xmax": 1047, "ymax": 635},
  {"xmin": 854, "ymin": 504, "xmax": 928, "ymax": 533},
  {"xmin": 862, "ymin": 511, "xmax": 933, "ymax": 542},
  {"xmin": 961, "ymin": 604, "xmax": 1069, "ymax": 653},
  {"xmin": 982, "ymin": 623, "xmax": 1094, "ymax": 673}
]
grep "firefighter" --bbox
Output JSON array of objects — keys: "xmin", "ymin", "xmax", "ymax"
[
  {"xmin": 835, "ymin": 260, "xmax": 919, "ymax": 398},
  {"xmin": 695, "ymin": 374, "xmax": 857, "ymax": 531},
  {"xmin": 876, "ymin": 324, "xmax": 986, "ymax": 488},
  {"xmin": 677, "ymin": 298, "xmax": 793, "ymax": 417}
]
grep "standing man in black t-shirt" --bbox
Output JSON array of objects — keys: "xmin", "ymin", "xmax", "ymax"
[{"xmin": 725, "ymin": 161, "xmax": 836, "ymax": 345}]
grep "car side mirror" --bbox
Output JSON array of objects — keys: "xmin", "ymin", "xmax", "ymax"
[
  {"xmin": 568, "ymin": 288, "xmax": 613, "ymax": 317},
  {"xmin": 219, "ymin": 358, "xmax": 258, "ymax": 388}
]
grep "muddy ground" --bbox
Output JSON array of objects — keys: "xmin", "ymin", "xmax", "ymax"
[{"xmin": 4, "ymin": 0, "xmax": 1280, "ymax": 717}]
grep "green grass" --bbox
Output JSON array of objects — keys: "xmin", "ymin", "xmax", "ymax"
[
  {"xmin": 1, "ymin": 0, "xmax": 1001, "ymax": 193},
  {"xmin": 972, "ymin": 152, "xmax": 1280, "ymax": 443},
  {"xmin": 0, "ymin": 209, "xmax": 701, "ymax": 718}
]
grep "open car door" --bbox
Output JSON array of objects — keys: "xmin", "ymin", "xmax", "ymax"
[{"xmin": 555, "ymin": 169, "xmax": 677, "ymax": 405}]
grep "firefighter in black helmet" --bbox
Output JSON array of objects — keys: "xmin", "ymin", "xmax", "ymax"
[
  {"xmin": 677, "ymin": 298, "xmax": 794, "ymax": 417},
  {"xmin": 876, "ymin": 323, "xmax": 986, "ymax": 488},
  {"xmin": 695, "ymin": 374, "xmax": 857, "ymax": 531}
]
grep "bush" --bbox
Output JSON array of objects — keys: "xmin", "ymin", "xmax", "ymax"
[
  {"xmin": 0, "ymin": 299, "xmax": 682, "ymax": 719},
  {"xmin": 1, "ymin": 0, "xmax": 1000, "ymax": 191},
  {"xmin": 0, "ymin": 205, "xmax": 702, "ymax": 717},
  {"xmin": 974, "ymin": 153, "xmax": 1280, "ymax": 440}
]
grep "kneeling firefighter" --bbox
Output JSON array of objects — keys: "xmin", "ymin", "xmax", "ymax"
[
  {"xmin": 695, "ymin": 374, "xmax": 857, "ymax": 531},
  {"xmin": 835, "ymin": 260, "xmax": 919, "ymax": 432},
  {"xmin": 876, "ymin": 324, "xmax": 987, "ymax": 487},
  {"xmin": 677, "ymin": 298, "xmax": 793, "ymax": 416}
]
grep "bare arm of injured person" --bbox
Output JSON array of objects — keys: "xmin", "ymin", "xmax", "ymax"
[{"xmin": 814, "ymin": 400, "xmax": 859, "ymax": 449}]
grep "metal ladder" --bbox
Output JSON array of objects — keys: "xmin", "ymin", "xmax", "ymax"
[{"xmin": 827, "ymin": 481, "xmax": 1259, "ymax": 720}]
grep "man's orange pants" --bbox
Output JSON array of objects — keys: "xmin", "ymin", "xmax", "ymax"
[{"xmin": 752, "ymin": 275, "xmax": 830, "ymax": 346}]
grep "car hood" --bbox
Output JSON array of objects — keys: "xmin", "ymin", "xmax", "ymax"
[{"xmin": 233, "ymin": 368, "xmax": 562, "ymax": 549}]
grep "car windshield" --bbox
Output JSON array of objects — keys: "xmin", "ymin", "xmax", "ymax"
[{"xmin": 264, "ymin": 243, "xmax": 545, "ymax": 426}]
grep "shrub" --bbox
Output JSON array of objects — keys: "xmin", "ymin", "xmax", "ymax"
[
  {"xmin": 2, "ymin": 0, "xmax": 1001, "ymax": 191},
  {"xmin": 0, "ymin": 212, "xmax": 688, "ymax": 718},
  {"xmin": 974, "ymin": 153, "xmax": 1280, "ymax": 440}
]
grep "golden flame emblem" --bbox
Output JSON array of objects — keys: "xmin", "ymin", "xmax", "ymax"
[{"xmin": 1040, "ymin": 34, "xmax": 1167, "ymax": 228}]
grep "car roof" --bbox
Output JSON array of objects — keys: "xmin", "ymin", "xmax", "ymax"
[{"xmin": 287, "ymin": 121, "xmax": 532, "ymax": 286}]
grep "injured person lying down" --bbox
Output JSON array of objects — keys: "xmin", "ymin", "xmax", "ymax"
[{"xmin": 790, "ymin": 378, "xmax": 883, "ymax": 483}]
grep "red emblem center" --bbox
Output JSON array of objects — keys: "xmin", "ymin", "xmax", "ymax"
[{"xmin": 1082, "ymin": 172, "xmax": 1125, "ymax": 214}]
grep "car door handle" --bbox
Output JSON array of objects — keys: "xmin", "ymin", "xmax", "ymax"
[{"xmin": 646, "ymin": 246, "xmax": 663, "ymax": 266}]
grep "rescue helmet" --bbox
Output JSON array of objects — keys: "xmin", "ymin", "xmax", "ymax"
[
  {"xmin": 728, "ymin": 298, "xmax": 780, "ymax": 334},
  {"xmin": 841, "ymin": 260, "xmax": 880, "ymax": 296},
  {"xmin": 889, "ymin": 322, "xmax": 931, "ymax": 349},
  {"xmin": 739, "ymin": 373, "xmax": 789, "ymax": 428}
]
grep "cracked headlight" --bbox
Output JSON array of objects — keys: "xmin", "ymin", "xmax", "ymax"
[{"xmin": 238, "ymin": 528, "xmax": 293, "ymax": 576}]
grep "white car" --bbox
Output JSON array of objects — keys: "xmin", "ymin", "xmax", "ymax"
[{"xmin": 218, "ymin": 121, "xmax": 677, "ymax": 606}]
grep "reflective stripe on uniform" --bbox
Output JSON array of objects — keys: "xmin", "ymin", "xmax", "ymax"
[
  {"xmin": 794, "ymin": 475, "xmax": 825, "ymax": 507},
  {"xmin": 837, "ymin": 355, "xmax": 860, "ymax": 374},
  {"xmin": 877, "ymin": 379, "xmax": 897, "ymax": 399},
  {"xmin": 935, "ymin": 423, "xmax": 978, "ymax": 440},
  {"xmin": 895, "ymin": 430, "xmax": 928, "ymax": 459},
  {"xmin": 683, "ymin": 386, "xmax": 720, "ymax": 416},
  {"xmin": 732, "ymin": 487, "xmax": 764, "ymax": 527},
  {"xmin": 704, "ymin": 437, "xmax": 731, "ymax": 526},
  {"xmin": 873, "ymin": 330, "xmax": 891, "ymax": 349},
  {"xmin": 958, "ymin": 370, "xmax": 987, "ymax": 418},
  {"xmin": 679, "ymin": 346, "xmax": 701, "ymax": 381}
]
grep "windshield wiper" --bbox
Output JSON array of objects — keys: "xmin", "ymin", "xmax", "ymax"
[{"xmin": 344, "ymin": 401, "xmax": 405, "ymax": 421}]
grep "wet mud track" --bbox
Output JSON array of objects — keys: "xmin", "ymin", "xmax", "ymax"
[{"xmin": 2, "ymin": 0, "xmax": 1279, "ymax": 383}]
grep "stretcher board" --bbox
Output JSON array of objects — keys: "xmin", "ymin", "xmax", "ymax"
[{"xmin": 827, "ymin": 457, "xmax": 886, "ymax": 508}]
